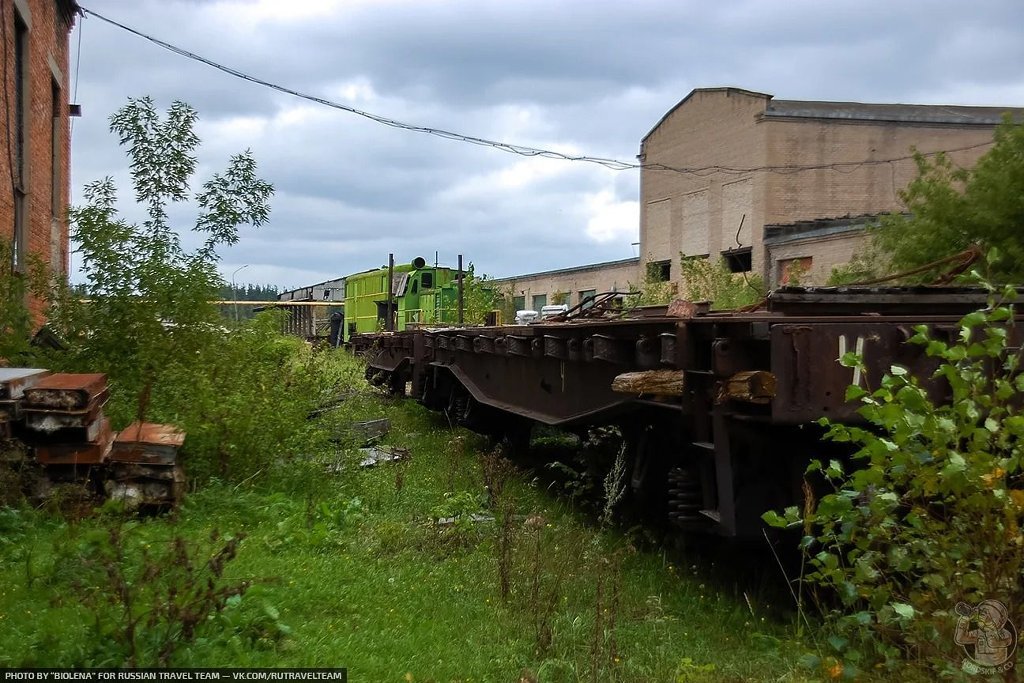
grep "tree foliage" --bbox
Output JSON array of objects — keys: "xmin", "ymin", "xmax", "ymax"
[
  {"xmin": 868, "ymin": 116, "xmax": 1024, "ymax": 282},
  {"xmin": 50, "ymin": 97, "xmax": 274, "ymax": 417},
  {"xmin": 16, "ymin": 96, "xmax": 352, "ymax": 482},
  {"xmin": 677, "ymin": 255, "xmax": 764, "ymax": 310}
]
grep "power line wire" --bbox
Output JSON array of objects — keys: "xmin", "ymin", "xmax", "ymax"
[{"xmin": 81, "ymin": 6, "xmax": 999, "ymax": 177}]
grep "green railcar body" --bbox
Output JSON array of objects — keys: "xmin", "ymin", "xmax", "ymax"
[{"xmin": 343, "ymin": 259, "xmax": 462, "ymax": 341}]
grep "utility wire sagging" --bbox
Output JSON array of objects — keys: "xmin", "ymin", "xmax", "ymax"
[{"xmin": 81, "ymin": 7, "xmax": 995, "ymax": 177}]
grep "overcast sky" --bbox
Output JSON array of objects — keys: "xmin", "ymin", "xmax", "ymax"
[{"xmin": 69, "ymin": 0, "xmax": 1024, "ymax": 290}]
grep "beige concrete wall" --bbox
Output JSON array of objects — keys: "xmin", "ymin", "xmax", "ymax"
[
  {"xmin": 493, "ymin": 258, "xmax": 640, "ymax": 310},
  {"xmin": 762, "ymin": 119, "xmax": 994, "ymax": 224},
  {"xmin": 639, "ymin": 88, "xmax": 1008, "ymax": 289},
  {"xmin": 766, "ymin": 230, "xmax": 870, "ymax": 286},
  {"xmin": 639, "ymin": 89, "xmax": 768, "ymax": 280}
]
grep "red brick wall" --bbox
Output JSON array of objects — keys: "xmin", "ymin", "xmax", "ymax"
[{"xmin": 0, "ymin": 0, "xmax": 74, "ymax": 321}]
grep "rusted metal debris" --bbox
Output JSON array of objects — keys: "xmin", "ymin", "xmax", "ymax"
[
  {"xmin": 23, "ymin": 373, "xmax": 107, "ymax": 410},
  {"xmin": 34, "ymin": 417, "xmax": 113, "ymax": 465},
  {"xmin": 0, "ymin": 369, "xmax": 50, "ymax": 438},
  {"xmin": 111, "ymin": 421, "xmax": 186, "ymax": 464},
  {"xmin": 349, "ymin": 418, "xmax": 391, "ymax": 445},
  {"xmin": 105, "ymin": 421, "xmax": 187, "ymax": 509},
  {"xmin": 0, "ymin": 368, "xmax": 51, "ymax": 400},
  {"xmin": 359, "ymin": 445, "xmax": 409, "ymax": 468},
  {"xmin": 0, "ymin": 369, "xmax": 187, "ymax": 512}
]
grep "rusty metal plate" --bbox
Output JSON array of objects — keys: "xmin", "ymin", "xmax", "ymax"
[
  {"xmin": 23, "ymin": 373, "xmax": 107, "ymax": 410},
  {"xmin": 769, "ymin": 323, "xmax": 936, "ymax": 424},
  {"xmin": 106, "ymin": 463, "xmax": 186, "ymax": 507},
  {"xmin": 35, "ymin": 418, "xmax": 113, "ymax": 465},
  {"xmin": 22, "ymin": 390, "xmax": 110, "ymax": 431},
  {"xmin": 111, "ymin": 422, "xmax": 186, "ymax": 464},
  {"xmin": 0, "ymin": 368, "xmax": 50, "ymax": 400},
  {"xmin": 0, "ymin": 399, "xmax": 20, "ymax": 423}
]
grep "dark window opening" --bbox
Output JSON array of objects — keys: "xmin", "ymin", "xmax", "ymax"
[
  {"xmin": 647, "ymin": 260, "xmax": 671, "ymax": 282},
  {"xmin": 512, "ymin": 295, "xmax": 525, "ymax": 311},
  {"xmin": 723, "ymin": 248, "xmax": 752, "ymax": 273},
  {"xmin": 12, "ymin": 13, "xmax": 28, "ymax": 270},
  {"xmin": 376, "ymin": 301, "xmax": 397, "ymax": 331},
  {"xmin": 51, "ymin": 79, "xmax": 61, "ymax": 218},
  {"xmin": 411, "ymin": 280, "xmax": 418, "ymax": 294},
  {"xmin": 421, "ymin": 272, "xmax": 433, "ymax": 289}
]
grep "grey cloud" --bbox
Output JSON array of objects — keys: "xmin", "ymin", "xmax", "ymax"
[{"xmin": 70, "ymin": 0, "xmax": 1024, "ymax": 288}]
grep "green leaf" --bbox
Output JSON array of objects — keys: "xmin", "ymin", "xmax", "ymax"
[{"xmin": 892, "ymin": 602, "xmax": 915, "ymax": 620}]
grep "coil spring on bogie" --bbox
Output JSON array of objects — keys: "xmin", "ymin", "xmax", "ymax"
[
  {"xmin": 448, "ymin": 393, "xmax": 470, "ymax": 425},
  {"xmin": 666, "ymin": 467, "xmax": 704, "ymax": 525}
]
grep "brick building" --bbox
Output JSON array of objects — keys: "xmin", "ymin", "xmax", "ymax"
[
  {"xmin": 2, "ymin": 0, "xmax": 78, "ymax": 315},
  {"xmin": 639, "ymin": 87, "xmax": 1022, "ymax": 286}
]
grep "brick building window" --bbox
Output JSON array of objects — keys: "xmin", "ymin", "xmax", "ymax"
[
  {"xmin": 647, "ymin": 260, "xmax": 671, "ymax": 282},
  {"xmin": 531, "ymin": 294, "xmax": 547, "ymax": 310},
  {"xmin": 512, "ymin": 295, "xmax": 525, "ymax": 311},
  {"xmin": 723, "ymin": 247, "xmax": 752, "ymax": 273},
  {"xmin": 51, "ymin": 79, "xmax": 61, "ymax": 217},
  {"xmin": 578, "ymin": 289, "xmax": 596, "ymax": 309},
  {"xmin": 778, "ymin": 257, "xmax": 812, "ymax": 285},
  {"xmin": 50, "ymin": 78, "xmax": 63, "ymax": 272},
  {"xmin": 12, "ymin": 11, "xmax": 28, "ymax": 271}
]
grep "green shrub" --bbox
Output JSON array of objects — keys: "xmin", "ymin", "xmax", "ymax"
[
  {"xmin": 765, "ymin": 285, "xmax": 1024, "ymax": 676},
  {"xmin": 677, "ymin": 254, "xmax": 764, "ymax": 310}
]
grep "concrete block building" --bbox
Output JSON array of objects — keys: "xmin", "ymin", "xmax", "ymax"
[
  {"xmin": 639, "ymin": 87, "xmax": 1021, "ymax": 286},
  {"xmin": 1, "ymin": 0, "xmax": 78, "ymax": 316},
  {"xmin": 491, "ymin": 256, "xmax": 640, "ymax": 313}
]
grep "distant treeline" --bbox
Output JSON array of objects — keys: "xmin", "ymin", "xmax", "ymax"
[{"xmin": 218, "ymin": 283, "xmax": 281, "ymax": 301}]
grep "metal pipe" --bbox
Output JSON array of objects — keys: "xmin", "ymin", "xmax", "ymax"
[
  {"xmin": 457, "ymin": 254, "xmax": 464, "ymax": 325},
  {"xmin": 386, "ymin": 253, "xmax": 395, "ymax": 331}
]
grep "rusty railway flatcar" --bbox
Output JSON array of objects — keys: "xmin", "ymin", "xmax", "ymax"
[{"xmin": 350, "ymin": 286, "xmax": 1002, "ymax": 538}]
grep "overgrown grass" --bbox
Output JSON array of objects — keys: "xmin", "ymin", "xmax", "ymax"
[{"xmin": 1, "ymin": 354, "xmax": 813, "ymax": 681}]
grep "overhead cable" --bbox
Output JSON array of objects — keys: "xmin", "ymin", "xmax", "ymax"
[{"xmin": 81, "ymin": 7, "xmax": 997, "ymax": 177}]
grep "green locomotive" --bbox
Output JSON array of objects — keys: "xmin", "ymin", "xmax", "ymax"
[{"xmin": 343, "ymin": 257, "xmax": 465, "ymax": 341}]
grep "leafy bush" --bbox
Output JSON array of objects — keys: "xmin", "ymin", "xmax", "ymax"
[
  {"xmin": 836, "ymin": 116, "xmax": 1024, "ymax": 284},
  {"xmin": 1, "ymin": 96, "xmax": 366, "ymax": 483},
  {"xmin": 765, "ymin": 285, "xmax": 1024, "ymax": 676},
  {"xmin": 67, "ymin": 517, "xmax": 251, "ymax": 666},
  {"xmin": 626, "ymin": 261, "xmax": 677, "ymax": 307},
  {"xmin": 677, "ymin": 255, "xmax": 764, "ymax": 310}
]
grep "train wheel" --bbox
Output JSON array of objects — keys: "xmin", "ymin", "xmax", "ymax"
[{"xmin": 609, "ymin": 417, "xmax": 677, "ymax": 525}]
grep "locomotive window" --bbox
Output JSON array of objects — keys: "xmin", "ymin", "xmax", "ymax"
[
  {"xmin": 411, "ymin": 280, "xmax": 418, "ymax": 294},
  {"xmin": 421, "ymin": 272, "xmax": 433, "ymax": 289}
]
